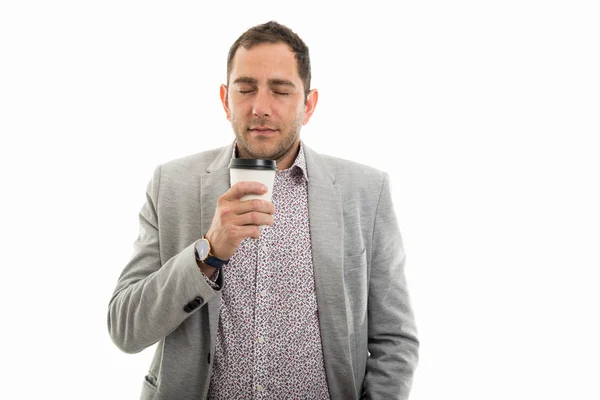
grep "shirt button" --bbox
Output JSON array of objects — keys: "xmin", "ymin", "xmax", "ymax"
[
  {"xmin": 258, "ymin": 336, "xmax": 265, "ymax": 344},
  {"xmin": 261, "ymin": 244, "xmax": 268, "ymax": 253},
  {"xmin": 256, "ymin": 384, "xmax": 264, "ymax": 392},
  {"xmin": 260, "ymin": 290, "xmax": 267, "ymax": 297}
]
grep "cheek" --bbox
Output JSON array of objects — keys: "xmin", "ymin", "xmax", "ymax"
[
  {"xmin": 228, "ymin": 101, "xmax": 245, "ymax": 120},
  {"xmin": 279, "ymin": 102, "xmax": 301, "ymax": 119}
]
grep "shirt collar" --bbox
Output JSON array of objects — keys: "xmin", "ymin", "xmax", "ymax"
[{"xmin": 232, "ymin": 140, "xmax": 309, "ymax": 182}]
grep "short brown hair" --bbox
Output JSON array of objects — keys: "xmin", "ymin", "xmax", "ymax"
[{"xmin": 227, "ymin": 21, "xmax": 311, "ymax": 100}]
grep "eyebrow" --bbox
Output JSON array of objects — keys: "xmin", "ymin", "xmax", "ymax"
[{"xmin": 233, "ymin": 77, "xmax": 296, "ymax": 88}]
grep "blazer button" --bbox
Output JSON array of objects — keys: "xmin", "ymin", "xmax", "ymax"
[{"xmin": 183, "ymin": 296, "xmax": 204, "ymax": 313}]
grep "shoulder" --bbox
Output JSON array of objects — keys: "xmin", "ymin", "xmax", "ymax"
[
  {"xmin": 305, "ymin": 143, "xmax": 387, "ymax": 186},
  {"xmin": 145, "ymin": 143, "xmax": 232, "ymax": 186},
  {"xmin": 306, "ymin": 147, "xmax": 390, "ymax": 205},
  {"xmin": 144, "ymin": 144, "xmax": 230, "ymax": 191},
  {"xmin": 144, "ymin": 145, "xmax": 230, "ymax": 200},
  {"xmin": 160, "ymin": 146, "xmax": 227, "ymax": 175},
  {"xmin": 319, "ymin": 153, "xmax": 386, "ymax": 183}
]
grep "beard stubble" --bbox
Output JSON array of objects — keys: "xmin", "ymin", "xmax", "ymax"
[{"xmin": 231, "ymin": 114, "xmax": 304, "ymax": 162}]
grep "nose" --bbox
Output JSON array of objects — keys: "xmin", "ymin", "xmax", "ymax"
[{"xmin": 252, "ymin": 89, "xmax": 272, "ymax": 117}]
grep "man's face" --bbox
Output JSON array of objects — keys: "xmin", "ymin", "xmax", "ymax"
[{"xmin": 221, "ymin": 42, "xmax": 317, "ymax": 165}]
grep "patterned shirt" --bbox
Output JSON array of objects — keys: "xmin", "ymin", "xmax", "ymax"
[{"xmin": 207, "ymin": 142, "xmax": 331, "ymax": 399}]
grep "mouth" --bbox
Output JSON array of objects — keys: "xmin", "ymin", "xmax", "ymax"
[{"xmin": 248, "ymin": 127, "xmax": 278, "ymax": 134}]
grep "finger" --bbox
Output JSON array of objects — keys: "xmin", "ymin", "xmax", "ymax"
[
  {"xmin": 222, "ymin": 181, "xmax": 268, "ymax": 201},
  {"xmin": 234, "ymin": 198, "xmax": 275, "ymax": 215},
  {"xmin": 235, "ymin": 211, "xmax": 274, "ymax": 227}
]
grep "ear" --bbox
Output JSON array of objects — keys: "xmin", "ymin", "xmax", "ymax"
[
  {"xmin": 220, "ymin": 84, "xmax": 231, "ymax": 120},
  {"xmin": 302, "ymin": 89, "xmax": 319, "ymax": 125}
]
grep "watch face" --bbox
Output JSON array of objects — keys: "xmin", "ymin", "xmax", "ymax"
[{"xmin": 196, "ymin": 239, "xmax": 210, "ymax": 261}]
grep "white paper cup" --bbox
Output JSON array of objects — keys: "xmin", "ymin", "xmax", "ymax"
[{"xmin": 229, "ymin": 159, "xmax": 277, "ymax": 227}]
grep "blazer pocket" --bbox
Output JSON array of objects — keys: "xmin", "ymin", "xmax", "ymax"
[
  {"xmin": 343, "ymin": 247, "xmax": 367, "ymax": 272},
  {"xmin": 141, "ymin": 375, "xmax": 158, "ymax": 399}
]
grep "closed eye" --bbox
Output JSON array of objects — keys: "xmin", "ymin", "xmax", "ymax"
[{"xmin": 238, "ymin": 89, "xmax": 289, "ymax": 96}]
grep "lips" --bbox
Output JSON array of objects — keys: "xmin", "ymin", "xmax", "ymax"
[
  {"xmin": 249, "ymin": 127, "xmax": 277, "ymax": 131},
  {"xmin": 248, "ymin": 127, "xmax": 278, "ymax": 135}
]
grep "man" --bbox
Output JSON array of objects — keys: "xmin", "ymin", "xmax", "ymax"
[{"xmin": 108, "ymin": 21, "xmax": 418, "ymax": 400}]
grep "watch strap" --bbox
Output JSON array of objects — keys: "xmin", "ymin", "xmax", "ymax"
[{"xmin": 203, "ymin": 255, "xmax": 229, "ymax": 269}]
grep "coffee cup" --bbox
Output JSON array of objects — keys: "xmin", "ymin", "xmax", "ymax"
[{"xmin": 229, "ymin": 158, "xmax": 277, "ymax": 204}]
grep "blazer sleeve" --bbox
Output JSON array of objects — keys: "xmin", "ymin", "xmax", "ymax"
[
  {"xmin": 363, "ymin": 172, "xmax": 419, "ymax": 399},
  {"xmin": 107, "ymin": 165, "xmax": 222, "ymax": 354}
]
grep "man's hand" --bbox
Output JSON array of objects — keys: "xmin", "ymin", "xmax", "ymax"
[{"xmin": 205, "ymin": 181, "xmax": 275, "ymax": 261}]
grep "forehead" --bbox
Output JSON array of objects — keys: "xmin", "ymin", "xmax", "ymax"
[{"xmin": 229, "ymin": 42, "xmax": 300, "ymax": 83}]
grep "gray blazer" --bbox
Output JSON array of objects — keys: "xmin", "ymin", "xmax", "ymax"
[{"xmin": 108, "ymin": 142, "xmax": 419, "ymax": 400}]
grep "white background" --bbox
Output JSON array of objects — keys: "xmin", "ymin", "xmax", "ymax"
[{"xmin": 1, "ymin": 1, "xmax": 599, "ymax": 399}]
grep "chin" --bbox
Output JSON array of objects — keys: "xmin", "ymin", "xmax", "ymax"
[
  {"xmin": 253, "ymin": 146, "xmax": 280, "ymax": 160},
  {"xmin": 239, "ymin": 141, "xmax": 276, "ymax": 160},
  {"xmin": 236, "ymin": 129, "xmax": 297, "ymax": 160}
]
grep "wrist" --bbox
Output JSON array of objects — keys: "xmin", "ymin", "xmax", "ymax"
[
  {"xmin": 204, "ymin": 231, "xmax": 227, "ymax": 260},
  {"xmin": 196, "ymin": 258, "xmax": 217, "ymax": 277},
  {"xmin": 194, "ymin": 236, "xmax": 229, "ymax": 270}
]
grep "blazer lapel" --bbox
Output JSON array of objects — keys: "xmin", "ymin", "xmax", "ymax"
[
  {"xmin": 200, "ymin": 143, "xmax": 235, "ymax": 235},
  {"xmin": 304, "ymin": 145, "xmax": 356, "ymax": 398},
  {"xmin": 200, "ymin": 143, "xmax": 234, "ymax": 339}
]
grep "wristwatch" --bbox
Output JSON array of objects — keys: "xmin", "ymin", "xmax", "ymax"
[{"xmin": 195, "ymin": 236, "xmax": 229, "ymax": 269}]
